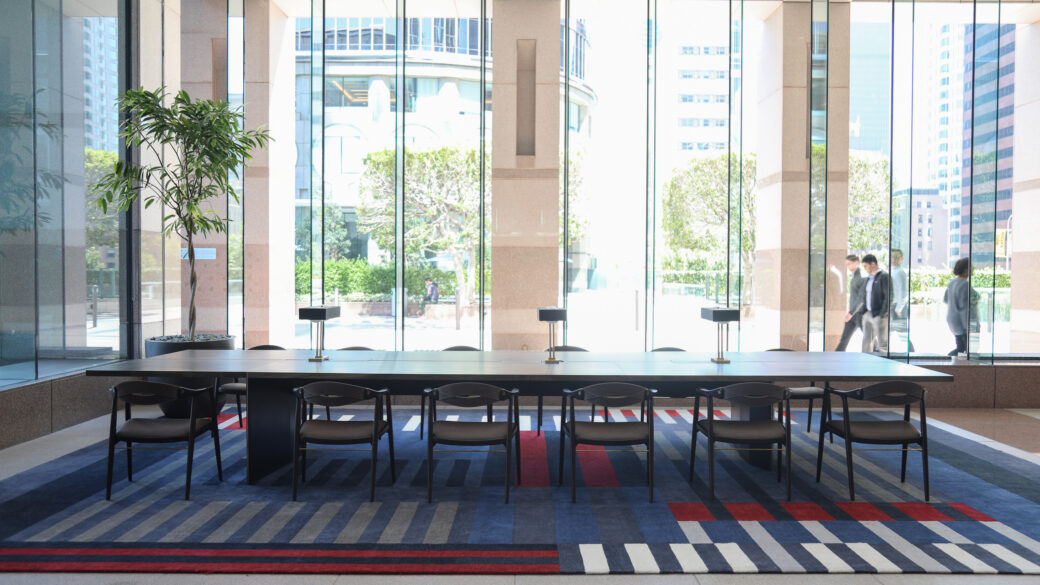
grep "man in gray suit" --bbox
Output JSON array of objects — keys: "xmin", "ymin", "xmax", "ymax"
[
  {"xmin": 858, "ymin": 253, "xmax": 891, "ymax": 353},
  {"xmin": 835, "ymin": 254, "xmax": 865, "ymax": 351}
]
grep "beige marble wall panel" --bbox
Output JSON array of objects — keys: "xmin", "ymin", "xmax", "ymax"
[
  {"xmin": 0, "ymin": 382, "xmax": 51, "ymax": 449},
  {"xmin": 50, "ymin": 374, "xmax": 112, "ymax": 431},
  {"xmin": 918, "ymin": 365, "xmax": 994, "ymax": 408},
  {"xmin": 995, "ymin": 365, "xmax": 1040, "ymax": 408},
  {"xmin": 491, "ymin": 178, "xmax": 559, "ymax": 247},
  {"xmin": 491, "ymin": 246, "xmax": 559, "ymax": 312}
]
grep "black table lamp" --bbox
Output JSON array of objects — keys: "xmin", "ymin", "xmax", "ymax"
[
  {"xmin": 701, "ymin": 306, "xmax": 739, "ymax": 364},
  {"xmin": 299, "ymin": 306, "xmax": 341, "ymax": 362},
  {"xmin": 538, "ymin": 307, "xmax": 567, "ymax": 364}
]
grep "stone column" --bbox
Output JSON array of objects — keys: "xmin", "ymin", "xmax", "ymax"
[
  {"xmin": 490, "ymin": 0, "xmax": 560, "ymax": 350},
  {"xmin": 180, "ymin": 0, "xmax": 228, "ymax": 335},
  {"xmin": 1011, "ymin": 20, "xmax": 1040, "ymax": 349},
  {"xmin": 243, "ymin": 0, "xmax": 295, "ymax": 347},
  {"xmin": 751, "ymin": 1, "xmax": 812, "ymax": 350}
]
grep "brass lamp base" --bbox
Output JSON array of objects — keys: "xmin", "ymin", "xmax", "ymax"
[
  {"xmin": 711, "ymin": 357, "xmax": 730, "ymax": 364},
  {"xmin": 308, "ymin": 355, "xmax": 329, "ymax": 362},
  {"xmin": 545, "ymin": 357, "xmax": 561, "ymax": 364}
]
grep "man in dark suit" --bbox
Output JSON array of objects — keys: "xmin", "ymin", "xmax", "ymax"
[
  {"xmin": 835, "ymin": 254, "xmax": 865, "ymax": 351},
  {"xmin": 857, "ymin": 253, "xmax": 890, "ymax": 353}
]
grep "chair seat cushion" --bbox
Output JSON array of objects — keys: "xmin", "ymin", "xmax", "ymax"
[
  {"xmin": 788, "ymin": 386, "xmax": 824, "ymax": 398},
  {"xmin": 432, "ymin": 421, "xmax": 510, "ymax": 443},
  {"xmin": 300, "ymin": 419, "xmax": 387, "ymax": 443},
  {"xmin": 116, "ymin": 418, "xmax": 211, "ymax": 442},
  {"xmin": 696, "ymin": 419, "xmax": 786, "ymax": 443},
  {"xmin": 570, "ymin": 421, "xmax": 649, "ymax": 444},
  {"xmin": 825, "ymin": 419, "xmax": 921, "ymax": 443},
  {"xmin": 219, "ymin": 382, "xmax": 247, "ymax": 395}
]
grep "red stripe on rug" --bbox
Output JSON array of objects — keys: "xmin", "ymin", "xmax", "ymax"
[
  {"xmin": 780, "ymin": 502, "xmax": 833, "ymax": 521},
  {"xmin": 723, "ymin": 502, "xmax": 774, "ymax": 521},
  {"xmin": 836, "ymin": 502, "xmax": 892, "ymax": 521},
  {"xmin": 577, "ymin": 444, "xmax": 619, "ymax": 487},
  {"xmin": 713, "ymin": 410, "xmax": 728, "ymax": 419},
  {"xmin": 519, "ymin": 431, "xmax": 550, "ymax": 487},
  {"xmin": 0, "ymin": 547, "xmax": 558, "ymax": 559},
  {"xmin": 621, "ymin": 409, "xmax": 636, "ymax": 419},
  {"xmin": 217, "ymin": 413, "xmax": 247, "ymax": 429},
  {"xmin": 893, "ymin": 502, "xmax": 954, "ymax": 522},
  {"xmin": 666, "ymin": 409, "xmax": 682, "ymax": 420},
  {"xmin": 0, "ymin": 561, "xmax": 561, "ymax": 574},
  {"xmin": 668, "ymin": 502, "xmax": 715, "ymax": 521},
  {"xmin": 949, "ymin": 502, "xmax": 995, "ymax": 522}
]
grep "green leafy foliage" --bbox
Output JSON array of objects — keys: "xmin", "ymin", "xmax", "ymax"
[
  {"xmin": 357, "ymin": 147, "xmax": 486, "ymax": 306},
  {"xmin": 295, "ymin": 258, "xmax": 457, "ymax": 302},
  {"xmin": 661, "ymin": 153, "xmax": 756, "ymax": 299},
  {"xmin": 848, "ymin": 153, "xmax": 891, "ymax": 254},
  {"xmin": 94, "ymin": 87, "xmax": 270, "ymax": 338}
]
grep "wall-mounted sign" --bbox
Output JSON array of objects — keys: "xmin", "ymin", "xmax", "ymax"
[{"xmin": 181, "ymin": 247, "xmax": 217, "ymax": 260}]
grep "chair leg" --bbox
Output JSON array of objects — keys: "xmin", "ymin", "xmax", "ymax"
[
  {"xmin": 815, "ymin": 423, "xmax": 826, "ymax": 482},
  {"xmin": 420, "ymin": 394, "xmax": 426, "ymax": 440},
  {"xmin": 921, "ymin": 438, "xmax": 930, "ymax": 501},
  {"xmin": 785, "ymin": 435, "xmax": 792, "ymax": 501},
  {"xmin": 558, "ymin": 402, "xmax": 567, "ymax": 486},
  {"xmin": 806, "ymin": 399, "xmax": 814, "ymax": 433},
  {"xmin": 708, "ymin": 438, "xmax": 716, "ymax": 499},
  {"xmin": 776, "ymin": 442, "xmax": 782, "ymax": 482},
  {"xmin": 235, "ymin": 393, "xmax": 244, "ymax": 427},
  {"xmin": 370, "ymin": 438, "xmax": 378, "ymax": 502},
  {"xmin": 387, "ymin": 428, "xmax": 397, "ymax": 484},
  {"xmin": 505, "ymin": 436, "xmax": 512, "ymax": 504},
  {"xmin": 537, "ymin": 395, "xmax": 543, "ymax": 435},
  {"xmin": 900, "ymin": 441, "xmax": 909, "ymax": 482},
  {"xmin": 570, "ymin": 434, "xmax": 578, "ymax": 503},
  {"xmin": 126, "ymin": 441, "xmax": 133, "ymax": 482},
  {"xmin": 325, "ymin": 405, "xmax": 331, "ymax": 420},
  {"xmin": 487, "ymin": 403, "xmax": 493, "ymax": 423},
  {"xmin": 648, "ymin": 437, "xmax": 655, "ymax": 503},
  {"xmin": 640, "ymin": 399, "xmax": 646, "ymax": 422},
  {"xmin": 291, "ymin": 438, "xmax": 300, "ymax": 501},
  {"xmin": 426, "ymin": 433, "xmax": 434, "ymax": 504},
  {"xmin": 105, "ymin": 437, "xmax": 116, "ymax": 500},
  {"xmin": 590, "ymin": 404, "xmax": 596, "ymax": 422},
  {"xmin": 689, "ymin": 424, "xmax": 698, "ymax": 483},
  {"xmin": 844, "ymin": 435, "xmax": 856, "ymax": 501},
  {"xmin": 515, "ymin": 428, "xmax": 522, "ymax": 485},
  {"xmin": 212, "ymin": 425, "xmax": 224, "ymax": 481},
  {"xmin": 301, "ymin": 442, "xmax": 308, "ymax": 482},
  {"xmin": 184, "ymin": 434, "xmax": 196, "ymax": 500}
]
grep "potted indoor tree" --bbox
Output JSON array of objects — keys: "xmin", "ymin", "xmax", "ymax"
[{"xmin": 96, "ymin": 87, "xmax": 270, "ymax": 414}]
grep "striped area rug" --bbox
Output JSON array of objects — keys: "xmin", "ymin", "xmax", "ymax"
[{"xmin": 2, "ymin": 407, "xmax": 1040, "ymax": 574}]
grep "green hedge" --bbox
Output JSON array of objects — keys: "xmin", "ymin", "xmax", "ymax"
[
  {"xmin": 295, "ymin": 259, "xmax": 457, "ymax": 300},
  {"xmin": 909, "ymin": 268, "xmax": 1010, "ymax": 293}
]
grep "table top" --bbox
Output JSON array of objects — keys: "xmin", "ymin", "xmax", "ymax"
[{"xmin": 86, "ymin": 349, "xmax": 952, "ymax": 383}]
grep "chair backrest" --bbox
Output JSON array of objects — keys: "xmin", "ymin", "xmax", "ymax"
[
  {"xmin": 431, "ymin": 382, "xmax": 508, "ymax": 407},
  {"xmin": 766, "ymin": 348, "xmax": 794, "ymax": 352},
  {"xmin": 856, "ymin": 380, "xmax": 925, "ymax": 405},
  {"xmin": 112, "ymin": 380, "xmax": 186, "ymax": 405},
  {"xmin": 576, "ymin": 382, "xmax": 649, "ymax": 408},
  {"xmin": 718, "ymin": 382, "xmax": 788, "ymax": 407},
  {"xmin": 296, "ymin": 381, "xmax": 374, "ymax": 407},
  {"xmin": 548, "ymin": 345, "xmax": 588, "ymax": 352},
  {"xmin": 249, "ymin": 344, "xmax": 285, "ymax": 350},
  {"xmin": 340, "ymin": 346, "xmax": 374, "ymax": 350},
  {"xmin": 443, "ymin": 345, "xmax": 479, "ymax": 351},
  {"xmin": 652, "ymin": 346, "xmax": 685, "ymax": 352}
]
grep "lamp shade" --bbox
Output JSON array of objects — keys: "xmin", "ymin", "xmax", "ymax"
[
  {"xmin": 538, "ymin": 307, "xmax": 567, "ymax": 322},
  {"xmin": 701, "ymin": 306, "xmax": 740, "ymax": 323},
  {"xmin": 299, "ymin": 306, "xmax": 341, "ymax": 321}
]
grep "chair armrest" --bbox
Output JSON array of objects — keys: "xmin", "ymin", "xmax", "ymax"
[
  {"xmin": 694, "ymin": 387, "xmax": 721, "ymax": 398},
  {"xmin": 825, "ymin": 387, "xmax": 863, "ymax": 399},
  {"xmin": 371, "ymin": 388, "xmax": 390, "ymax": 395}
]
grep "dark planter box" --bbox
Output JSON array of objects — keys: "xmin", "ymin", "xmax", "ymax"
[{"xmin": 145, "ymin": 336, "xmax": 235, "ymax": 418}]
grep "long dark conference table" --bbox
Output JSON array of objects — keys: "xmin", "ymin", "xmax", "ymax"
[{"xmin": 87, "ymin": 349, "xmax": 951, "ymax": 483}]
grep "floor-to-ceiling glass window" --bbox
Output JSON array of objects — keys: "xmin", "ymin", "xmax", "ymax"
[
  {"xmin": 0, "ymin": 0, "xmax": 128, "ymax": 387},
  {"xmin": 562, "ymin": 0, "xmax": 649, "ymax": 351},
  {"xmin": 653, "ymin": 0, "xmax": 742, "ymax": 352},
  {"xmin": 401, "ymin": 4, "xmax": 491, "ymax": 350}
]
